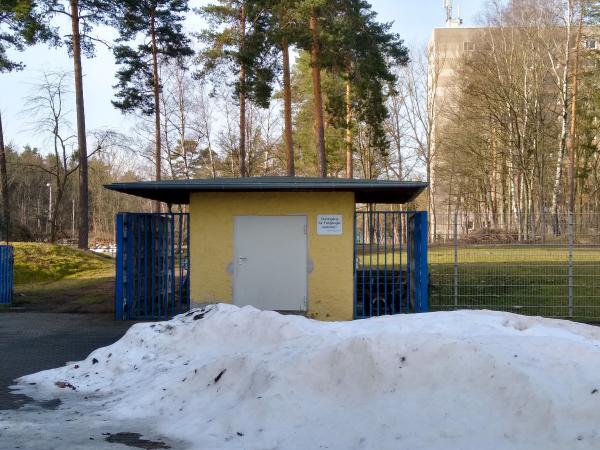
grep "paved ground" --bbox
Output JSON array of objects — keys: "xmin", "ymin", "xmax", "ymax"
[
  {"xmin": 0, "ymin": 313, "xmax": 186, "ymax": 450},
  {"xmin": 0, "ymin": 313, "xmax": 134, "ymax": 410}
]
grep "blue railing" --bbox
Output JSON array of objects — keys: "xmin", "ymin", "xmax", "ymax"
[
  {"xmin": 0, "ymin": 245, "xmax": 14, "ymax": 305},
  {"xmin": 408, "ymin": 211, "xmax": 429, "ymax": 313},
  {"xmin": 354, "ymin": 211, "xmax": 428, "ymax": 318},
  {"xmin": 115, "ymin": 213, "xmax": 190, "ymax": 320}
]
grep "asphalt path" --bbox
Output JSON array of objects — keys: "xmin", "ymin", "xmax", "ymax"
[
  {"xmin": 0, "ymin": 313, "xmax": 187, "ymax": 450},
  {"xmin": 0, "ymin": 313, "xmax": 133, "ymax": 410}
]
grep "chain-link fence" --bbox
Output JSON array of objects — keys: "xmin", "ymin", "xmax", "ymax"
[{"xmin": 429, "ymin": 212, "xmax": 600, "ymax": 321}]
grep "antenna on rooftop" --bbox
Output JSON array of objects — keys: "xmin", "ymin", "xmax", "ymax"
[
  {"xmin": 444, "ymin": 0, "xmax": 463, "ymax": 27},
  {"xmin": 444, "ymin": 0, "xmax": 452, "ymax": 23}
]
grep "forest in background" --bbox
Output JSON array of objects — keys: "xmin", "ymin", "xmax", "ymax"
[
  {"xmin": 1, "ymin": 0, "xmax": 600, "ymax": 244},
  {"xmin": 1, "ymin": 0, "xmax": 415, "ymax": 244},
  {"xmin": 429, "ymin": 0, "xmax": 600, "ymax": 241}
]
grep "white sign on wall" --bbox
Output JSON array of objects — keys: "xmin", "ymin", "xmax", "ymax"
[{"xmin": 317, "ymin": 215, "xmax": 343, "ymax": 235}]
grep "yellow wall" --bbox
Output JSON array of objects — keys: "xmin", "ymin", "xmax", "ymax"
[{"xmin": 189, "ymin": 191, "xmax": 355, "ymax": 320}]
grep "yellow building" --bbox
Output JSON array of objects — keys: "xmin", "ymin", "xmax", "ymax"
[{"xmin": 107, "ymin": 177, "xmax": 427, "ymax": 321}]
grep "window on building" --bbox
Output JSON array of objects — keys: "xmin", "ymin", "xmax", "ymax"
[{"xmin": 585, "ymin": 40, "xmax": 596, "ymax": 49}]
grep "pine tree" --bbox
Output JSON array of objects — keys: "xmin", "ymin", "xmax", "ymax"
[
  {"xmin": 0, "ymin": 1, "xmax": 54, "ymax": 242},
  {"xmin": 289, "ymin": 0, "xmax": 408, "ymax": 178},
  {"xmin": 265, "ymin": 0, "xmax": 303, "ymax": 176},
  {"xmin": 34, "ymin": 0, "xmax": 114, "ymax": 248},
  {"xmin": 198, "ymin": 0, "xmax": 278, "ymax": 177},
  {"xmin": 1, "ymin": 0, "xmax": 54, "ymax": 71},
  {"xmin": 68, "ymin": 0, "xmax": 111, "ymax": 249},
  {"xmin": 298, "ymin": 0, "xmax": 364, "ymax": 177},
  {"xmin": 306, "ymin": 3, "xmax": 327, "ymax": 177},
  {"xmin": 290, "ymin": 51, "xmax": 346, "ymax": 176},
  {"xmin": 112, "ymin": 0, "xmax": 193, "ymax": 205},
  {"xmin": 293, "ymin": 0, "xmax": 361, "ymax": 177},
  {"xmin": 326, "ymin": 0, "xmax": 408, "ymax": 178}
]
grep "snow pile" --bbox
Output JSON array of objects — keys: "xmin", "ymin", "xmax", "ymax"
[{"xmin": 12, "ymin": 305, "xmax": 600, "ymax": 449}]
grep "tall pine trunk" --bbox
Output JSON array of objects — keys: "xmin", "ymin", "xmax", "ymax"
[
  {"xmin": 239, "ymin": 3, "xmax": 247, "ymax": 177},
  {"xmin": 0, "ymin": 112, "xmax": 9, "ymax": 243},
  {"xmin": 150, "ymin": 15, "xmax": 161, "ymax": 211},
  {"xmin": 309, "ymin": 10, "xmax": 326, "ymax": 177},
  {"xmin": 282, "ymin": 36, "xmax": 294, "ymax": 176},
  {"xmin": 239, "ymin": 68, "xmax": 247, "ymax": 177},
  {"xmin": 69, "ymin": 0, "xmax": 89, "ymax": 249},
  {"xmin": 345, "ymin": 81, "xmax": 353, "ymax": 178}
]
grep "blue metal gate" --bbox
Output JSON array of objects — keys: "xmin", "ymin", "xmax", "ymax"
[
  {"xmin": 0, "ymin": 245, "xmax": 13, "ymax": 305},
  {"xmin": 354, "ymin": 211, "xmax": 428, "ymax": 318},
  {"xmin": 115, "ymin": 213, "xmax": 190, "ymax": 320}
]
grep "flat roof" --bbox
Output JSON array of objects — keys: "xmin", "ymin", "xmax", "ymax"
[{"xmin": 104, "ymin": 177, "xmax": 428, "ymax": 204}]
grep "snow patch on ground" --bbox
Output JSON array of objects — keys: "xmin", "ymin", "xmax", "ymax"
[{"xmin": 5, "ymin": 305, "xmax": 600, "ymax": 449}]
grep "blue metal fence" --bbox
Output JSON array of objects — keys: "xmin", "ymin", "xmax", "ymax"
[
  {"xmin": 354, "ymin": 211, "xmax": 428, "ymax": 318},
  {"xmin": 115, "ymin": 213, "xmax": 190, "ymax": 320},
  {"xmin": 408, "ymin": 212, "xmax": 429, "ymax": 313},
  {"xmin": 0, "ymin": 245, "xmax": 13, "ymax": 305}
]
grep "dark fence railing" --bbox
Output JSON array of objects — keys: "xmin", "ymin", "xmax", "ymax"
[
  {"xmin": 115, "ymin": 213, "xmax": 190, "ymax": 320},
  {"xmin": 354, "ymin": 211, "xmax": 428, "ymax": 318}
]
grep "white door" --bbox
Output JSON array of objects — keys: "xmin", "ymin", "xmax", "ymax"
[{"xmin": 233, "ymin": 216, "xmax": 307, "ymax": 311}]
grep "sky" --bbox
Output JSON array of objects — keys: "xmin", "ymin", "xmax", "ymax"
[{"xmin": 0, "ymin": 0, "xmax": 485, "ymax": 150}]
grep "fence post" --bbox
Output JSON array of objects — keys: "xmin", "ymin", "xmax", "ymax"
[
  {"xmin": 568, "ymin": 211, "xmax": 574, "ymax": 317},
  {"xmin": 353, "ymin": 211, "xmax": 357, "ymax": 319},
  {"xmin": 453, "ymin": 210, "xmax": 459, "ymax": 308},
  {"xmin": 414, "ymin": 211, "xmax": 429, "ymax": 313},
  {"xmin": 0, "ymin": 245, "xmax": 13, "ymax": 305},
  {"xmin": 185, "ymin": 213, "xmax": 191, "ymax": 311},
  {"xmin": 115, "ymin": 214, "xmax": 124, "ymax": 320},
  {"xmin": 8, "ymin": 246, "xmax": 13, "ymax": 304}
]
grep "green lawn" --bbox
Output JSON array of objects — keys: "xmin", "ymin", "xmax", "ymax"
[
  {"xmin": 9, "ymin": 243, "xmax": 115, "ymax": 313},
  {"xmin": 13, "ymin": 242, "xmax": 114, "ymax": 285},
  {"xmin": 6, "ymin": 242, "xmax": 600, "ymax": 320}
]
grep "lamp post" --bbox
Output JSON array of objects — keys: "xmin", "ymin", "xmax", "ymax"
[{"xmin": 46, "ymin": 183, "xmax": 52, "ymax": 232}]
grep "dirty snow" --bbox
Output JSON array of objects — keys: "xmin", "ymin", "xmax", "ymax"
[{"xmin": 3, "ymin": 304, "xmax": 600, "ymax": 450}]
